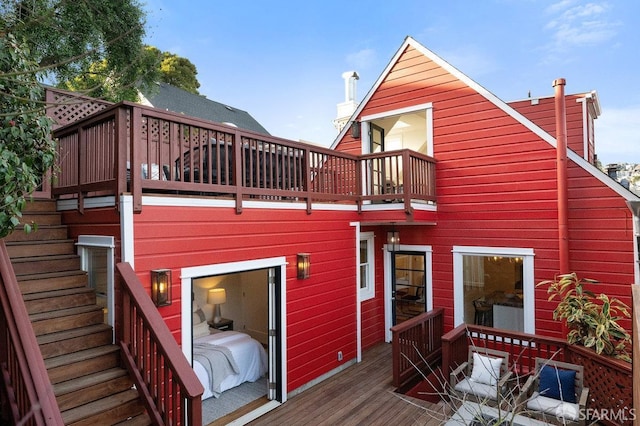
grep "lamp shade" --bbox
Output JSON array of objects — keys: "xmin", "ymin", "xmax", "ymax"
[
  {"xmin": 208, "ymin": 288, "xmax": 226, "ymax": 305},
  {"xmin": 387, "ymin": 231, "xmax": 400, "ymax": 252}
]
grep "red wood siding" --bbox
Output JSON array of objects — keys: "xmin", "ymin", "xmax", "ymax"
[
  {"xmin": 131, "ymin": 205, "xmax": 360, "ymax": 392},
  {"xmin": 509, "ymin": 94, "xmax": 589, "ymax": 160},
  {"xmin": 334, "ymin": 43, "xmax": 636, "ymax": 339},
  {"xmin": 61, "ymin": 208, "xmax": 122, "ymax": 262}
]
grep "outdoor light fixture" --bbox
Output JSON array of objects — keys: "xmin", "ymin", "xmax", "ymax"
[
  {"xmin": 387, "ymin": 230, "xmax": 400, "ymax": 252},
  {"xmin": 297, "ymin": 253, "xmax": 311, "ymax": 279},
  {"xmin": 208, "ymin": 288, "xmax": 227, "ymax": 324},
  {"xmin": 151, "ymin": 269, "xmax": 172, "ymax": 307}
]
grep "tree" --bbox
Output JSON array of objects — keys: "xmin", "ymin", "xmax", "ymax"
[
  {"xmin": 60, "ymin": 46, "xmax": 200, "ymax": 101},
  {"xmin": 0, "ymin": 0, "xmax": 150, "ymax": 237},
  {"xmin": 2, "ymin": 0, "xmax": 155, "ymax": 97},
  {"xmin": 0, "ymin": 34, "xmax": 56, "ymax": 237}
]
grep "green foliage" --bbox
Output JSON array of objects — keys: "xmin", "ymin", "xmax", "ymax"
[
  {"xmin": 2, "ymin": 0, "xmax": 155, "ymax": 101},
  {"xmin": 59, "ymin": 45, "xmax": 200, "ymax": 101},
  {"xmin": 0, "ymin": 34, "xmax": 56, "ymax": 238},
  {"xmin": 538, "ymin": 273, "xmax": 631, "ymax": 361}
]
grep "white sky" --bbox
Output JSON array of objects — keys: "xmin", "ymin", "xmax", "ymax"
[{"xmin": 142, "ymin": 0, "xmax": 640, "ymax": 166}]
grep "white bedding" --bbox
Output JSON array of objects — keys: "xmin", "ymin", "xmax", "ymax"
[{"xmin": 193, "ymin": 331, "xmax": 268, "ymax": 399}]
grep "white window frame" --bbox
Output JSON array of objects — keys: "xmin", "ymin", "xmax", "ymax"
[
  {"xmin": 360, "ymin": 102, "xmax": 433, "ymax": 156},
  {"xmin": 359, "ymin": 232, "xmax": 375, "ymax": 301},
  {"xmin": 76, "ymin": 235, "xmax": 115, "ymax": 330},
  {"xmin": 452, "ymin": 246, "xmax": 535, "ymax": 334}
]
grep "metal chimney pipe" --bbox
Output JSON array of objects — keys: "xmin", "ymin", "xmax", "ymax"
[{"xmin": 553, "ymin": 78, "xmax": 569, "ymax": 274}]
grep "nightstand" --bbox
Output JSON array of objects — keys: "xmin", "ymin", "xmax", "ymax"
[{"xmin": 208, "ymin": 318, "xmax": 233, "ymax": 331}]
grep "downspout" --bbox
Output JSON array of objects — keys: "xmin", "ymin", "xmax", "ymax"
[{"xmin": 553, "ymin": 78, "xmax": 570, "ymax": 274}]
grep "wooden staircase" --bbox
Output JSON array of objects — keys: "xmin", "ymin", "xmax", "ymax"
[{"xmin": 4, "ymin": 200, "xmax": 152, "ymax": 426}]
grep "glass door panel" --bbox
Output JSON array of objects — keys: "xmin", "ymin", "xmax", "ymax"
[{"xmin": 392, "ymin": 252, "xmax": 426, "ymax": 324}]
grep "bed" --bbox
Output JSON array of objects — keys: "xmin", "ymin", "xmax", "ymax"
[{"xmin": 193, "ymin": 330, "xmax": 268, "ymax": 399}]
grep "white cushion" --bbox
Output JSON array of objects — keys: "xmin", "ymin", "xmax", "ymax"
[
  {"xmin": 527, "ymin": 392, "xmax": 580, "ymax": 421},
  {"xmin": 454, "ymin": 378, "xmax": 498, "ymax": 400},
  {"xmin": 470, "ymin": 353, "xmax": 503, "ymax": 386},
  {"xmin": 193, "ymin": 321, "xmax": 210, "ymax": 339}
]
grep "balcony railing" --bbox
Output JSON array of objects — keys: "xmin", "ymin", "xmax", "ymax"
[{"xmin": 52, "ymin": 102, "xmax": 436, "ymax": 214}]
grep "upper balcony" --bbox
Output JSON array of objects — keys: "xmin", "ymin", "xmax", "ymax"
[{"xmin": 51, "ymin": 101, "xmax": 436, "ymax": 217}]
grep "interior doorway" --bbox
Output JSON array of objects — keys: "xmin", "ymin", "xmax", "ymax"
[{"xmin": 180, "ymin": 257, "xmax": 286, "ymax": 423}]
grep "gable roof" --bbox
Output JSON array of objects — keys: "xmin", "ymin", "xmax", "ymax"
[
  {"xmin": 140, "ymin": 82, "xmax": 270, "ymax": 135},
  {"xmin": 333, "ymin": 36, "xmax": 639, "ymax": 202}
]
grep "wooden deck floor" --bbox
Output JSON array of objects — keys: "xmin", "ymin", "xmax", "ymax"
[{"xmin": 248, "ymin": 342, "xmax": 451, "ymax": 426}]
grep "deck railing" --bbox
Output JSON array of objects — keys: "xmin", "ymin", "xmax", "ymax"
[
  {"xmin": 441, "ymin": 324, "xmax": 633, "ymax": 426},
  {"xmin": 0, "ymin": 241, "xmax": 64, "ymax": 426},
  {"xmin": 389, "ymin": 308, "xmax": 444, "ymax": 388},
  {"xmin": 116, "ymin": 262, "xmax": 203, "ymax": 426},
  {"xmin": 52, "ymin": 102, "xmax": 436, "ymax": 214}
]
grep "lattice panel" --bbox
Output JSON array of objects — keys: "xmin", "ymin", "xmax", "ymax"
[{"xmin": 45, "ymin": 88, "xmax": 112, "ymax": 129}]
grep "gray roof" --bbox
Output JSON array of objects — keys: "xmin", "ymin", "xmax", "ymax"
[{"xmin": 142, "ymin": 82, "xmax": 270, "ymax": 135}]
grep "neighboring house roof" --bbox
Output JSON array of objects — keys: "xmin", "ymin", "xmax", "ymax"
[
  {"xmin": 333, "ymin": 36, "xmax": 639, "ymax": 203},
  {"xmin": 139, "ymin": 82, "xmax": 270, "ymax": 135}
]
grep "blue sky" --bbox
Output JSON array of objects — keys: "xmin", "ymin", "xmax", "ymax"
[{"xmin": 142, "ymin": 0, "xmax": 639, "ymax": 166}]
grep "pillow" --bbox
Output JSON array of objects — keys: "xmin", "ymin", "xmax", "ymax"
[
  {"xmin": 193, "ymin": 321, "xmax": 210, "ymax": 339},
  {"xmin": 192, "ymin": 303, "xmax": 206, "ymax": 325},
  {"xmin": 470, "ymin": 352, "xmax": 503, "ymax": 386},
  {"xmin": 538, "ymin": 365, "xmax": 576, "ymax": 403}
]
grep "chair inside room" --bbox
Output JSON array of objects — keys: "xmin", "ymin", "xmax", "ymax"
[
  {"xmin": 517, "ymin": 357, "xmax": 589, "ymax": 426},
  {"xmin": 449, "ymin": 346, "xmax": 512, "ymax": 407},
  {"xmin": 473, "ymin": 298, "xmax": 493, "ymax": 326}
]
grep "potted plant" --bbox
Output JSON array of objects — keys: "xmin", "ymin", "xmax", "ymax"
[{"xmin": 538, "ymin": 273, "xmax": 631, "ymax": 361}]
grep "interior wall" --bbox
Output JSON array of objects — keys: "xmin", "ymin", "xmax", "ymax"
[{"xmin": 193, "ymin": 270, "xmax": 269, "ymax": 344}]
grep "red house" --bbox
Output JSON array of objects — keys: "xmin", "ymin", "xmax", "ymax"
[{"xmin": 2, "ymin": 36, "xmax": 638, "ymax": 425}]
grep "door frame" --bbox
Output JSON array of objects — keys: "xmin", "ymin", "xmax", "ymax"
[
  {"xmin": 383, "ymin": 243, "xmax": 433, "ymax": 342},
  {"xmin": 180, "ymin": 256, "xmax": 287, "ymax": 404}
]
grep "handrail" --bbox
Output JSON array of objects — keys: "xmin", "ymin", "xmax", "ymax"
[
  {"xmin": 0, "ymin": 240, "xmax": 64, "ymax": 426},
  {"xmin": 51, "ymin": 102, "xmax": 436, "ymax": 214},
  {"xmin": 390, "ymin": 308, "xmax": 444, "ymax": 388},
  {"xmin": 116, "ymin": 262, "xmax": 203, "ymax": 426}
]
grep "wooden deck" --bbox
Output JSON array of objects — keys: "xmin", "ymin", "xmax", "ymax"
[{"xmin": 248, "ymin": 343, "xmax": 449, "ymax": 425}]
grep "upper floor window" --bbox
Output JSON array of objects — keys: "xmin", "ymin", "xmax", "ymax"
[{"xmin": 360, "ymin": 102, "xmax": 433, "ymax": 156}]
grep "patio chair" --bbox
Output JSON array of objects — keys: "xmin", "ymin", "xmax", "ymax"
[
  {"xmin": 449, "ymin": 346, "xmax": 512, "ymax": 406},
  {"xmin": 517, "ymin": 357, "xmax": 589, "ymax": 425}
]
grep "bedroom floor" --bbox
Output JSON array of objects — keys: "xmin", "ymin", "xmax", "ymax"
[{"xmin": 203, "ymin": 376, "xmax": 267, "ymax": 425}]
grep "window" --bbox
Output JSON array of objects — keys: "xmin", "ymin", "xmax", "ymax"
[
  {"xmin": 359, "ymin": 232, "xmax": 375, "ymax": 301},
  {"xmin": 453, "ymin": 246, "xmax": 535, "ymax": 334}
]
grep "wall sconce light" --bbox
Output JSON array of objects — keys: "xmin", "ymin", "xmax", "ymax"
[
  {"xmin": 387, "ymin": 230, "xmax": 400, "ymax": 252},
  {"xmin": 151, "ymin": 269, "xmax": 172, "ymax": 307},
  {"xmin": 208, "ymin": 288, "xmax": 227, "ymax": 324},
  {"xmin": 350, "ymin": 121, "xmax": 361, "ymax": 139},
  {"xmin": 297, "ymin": 253, "xmax": 311, "ymax": 279}
]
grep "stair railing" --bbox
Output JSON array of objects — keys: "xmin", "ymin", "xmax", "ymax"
[
  {"xmin": 115, "ymin": 262, "xmax": 203, "ymax": 426},
  {"xmin": 0, "ymin": 240, "xmax": 64, "ymax": 426}
]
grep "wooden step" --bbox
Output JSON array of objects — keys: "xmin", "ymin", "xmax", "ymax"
[
  {"xmin": 54, "ymin": 368, "xmax": 133, "ymax": 411},
  {"xmin": 4, "ymin": 225, "xmax": 68, "ymax": 242},
  {"xmin": 22, "ymin": 200, "xmax": 57, "ymax": 213},
  {"xmin": 114, "ymin": 413, "xmax": 153, "ymax": 425},
  {"xmin": 18, "ymin": 211, "xmax": 61, "ymax": 226},
  {"xmin": 62, "ymin": 389, "xmax": 146, "ymax": 426},
  {"xmin": 45, "ymin": 345, "xmax": 121, "ymax": 384},
  {"xmin": 38, "ymin": 323, "xmax": 113, "ymax": 359},
  {"xmin": 30, "ymin": 305, "xmax": 104, "ymax": 336},
  {"xmin": 24, "ymin": 287, "xmax": 95, "ymax": 314},
  {"xmin": 11, "ymin": 253, "xmax": 81, "ymax": 276},
  {"xmin": 19, "ymin": 270, "xmax": 88, "ymax": 294},
  {"xmin": 6, "ymin": 239, "xmax": 75, "ymax": 258}
]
